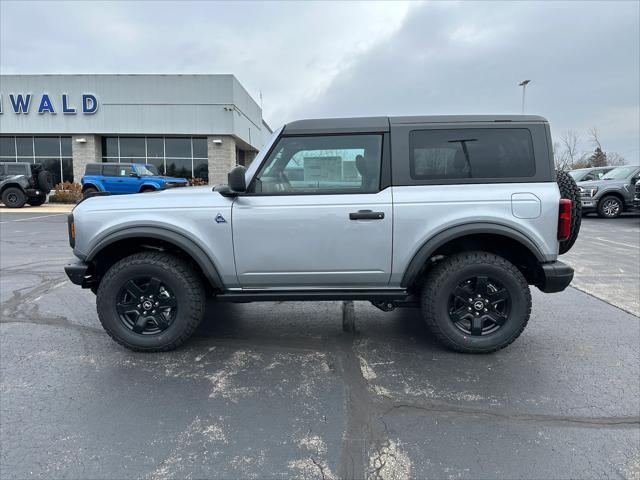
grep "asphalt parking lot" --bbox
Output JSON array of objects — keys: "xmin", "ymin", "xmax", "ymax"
[{"xmin": 1, "ymin": 212, "xmax": 639, "ymax": 479}]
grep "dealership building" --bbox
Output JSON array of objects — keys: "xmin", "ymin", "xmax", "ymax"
[{"xmin": 0, "ymin": 74, "xmax": 271, "ymax": 185}]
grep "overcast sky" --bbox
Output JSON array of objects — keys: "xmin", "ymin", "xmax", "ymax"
[{"xmin": 1, "ymin": 1, "xmax": 638, "ymax": 162}]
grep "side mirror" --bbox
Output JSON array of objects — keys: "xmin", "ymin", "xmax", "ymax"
[
  {"xmin": 129, "ymin": 172, "xmax": 139, "ymax": 178},
  {"xmin": 228, "ymin": 165, "xmax": 247, "ymax": 193}
]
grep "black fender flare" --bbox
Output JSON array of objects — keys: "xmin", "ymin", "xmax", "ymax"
[
  {"xmin": 85, "ymin": 226, "xmax": 225, "ymax": 290},
  {"xmin": 82, "ymin": 182, "xmax": 102, "ymax": 192},
  {"xmin": 400, "ymin": 222, "xmax": 546, "ymax": 288}
]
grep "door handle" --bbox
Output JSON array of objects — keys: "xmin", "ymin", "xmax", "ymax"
[{"xmin": 349, "ymin": 210, "xmax": 385, "ymax": 220}]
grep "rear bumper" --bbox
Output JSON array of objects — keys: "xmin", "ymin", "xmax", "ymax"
[{"xmin": 536, "ymin": 261, "xmax": 574, "ymax": 293}]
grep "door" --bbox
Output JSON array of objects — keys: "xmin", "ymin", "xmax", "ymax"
[
  {"xmin": 102, "ymin": 164, "xmax": 134, "ymax": 193},
  {"xmin": 232, "ymin": 133, "xmax": 392, "ymax": 288}
]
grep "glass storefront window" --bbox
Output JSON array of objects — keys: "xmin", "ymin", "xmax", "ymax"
[
  {"xmin": 165, "ymin": 158, "xmax": 192, "ymax": 178},
  {"xmin": 192, "ymin": 138, "xmax": 207, "ymax": 158},
  {"xmin": 147, "ymin": 138, "xmax": 164, "ymax": 158},
  {"xmin": 61, "ymin": 137, "xmax": 72, "ymax": 157},
  {"xmin": 0, "ymin": 136, "xmax": 72, "ymax": 185},
  {"xmin": 193, "ymin": 159, "xmax": 209, "ymax": 182},
  {"xmin": 16, "ymin": 137, "xmax": 34, "ymax": 157},
  {"xmin": 102, "ymin": 137, "xmax": 119, "ymax": 158},
  {"xmin": 34, "ymin": 137, "xmax": 61, "ymax": 156},
  {"xmin": 101, "ymin": 136, "xmax": 208, "ymax": 180},
  {"xmin": 0, "ymin": 137, "xmax": 15, "ymax": 157},
  {"xmin": 165, "ymin": 138, "xmax": 192, "ymax": 158},
  {"xmin": 119, "ymin": 137, "xmax": 146, "ymax": 158}
]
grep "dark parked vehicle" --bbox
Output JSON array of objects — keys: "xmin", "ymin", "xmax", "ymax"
[
  {"xmin": 578, "ymin": 165, "xmax": 640, "ymax": 218},
  {"xmin": 633, "ymin": 179, "xmax": 640, "ymax": 210},
  {"xmin": 81, "ymin": 163, "xmax": 188, "ymax": 196},
  {"xmin": 0, "ymin": 162, "xmax": 54, "ymax": 208}
]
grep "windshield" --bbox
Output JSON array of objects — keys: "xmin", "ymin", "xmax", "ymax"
[
  {"xmin": 244, "ymin": 126, "xmax": 284, "ymax": 185},
  {"xmin": 602, "ymin": 166, "xmax": 638, "ymax": 180},
  {"xmin": 136, "ymin": 164, "xmax": 160, "ymax": 176},
  {"xmin": 569, "ymin": 170, "xmax": 586, "ymax": 181}
]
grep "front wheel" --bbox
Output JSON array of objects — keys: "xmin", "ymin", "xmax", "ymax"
[
  {"xmin": 597, "ymin": 195, "xmax": 623, "ymax": 218},
  {"xmin": 96, "ymin": 252, "xmax": 205, "ymax": 352},
  {"xmin": 1, "ymin": 187, "xmax": 27, "ymax": 208},
  {"xmin": 421, "ymin": 251, "xmax": 531, "ymax": 353}
]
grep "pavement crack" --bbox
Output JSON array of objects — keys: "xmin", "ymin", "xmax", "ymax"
[{"xmin": 385, "ymin": 402, "xmax": 640, "ymax": 428}]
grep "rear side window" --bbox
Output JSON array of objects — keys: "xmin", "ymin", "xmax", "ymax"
[
  {"xmin": 85, "ymin": 164, "xmax": 101, "ymax": 175},
  {"xmin": 409, "ymin": 128, "xmax": 535, "ymax": 180},
  {"xmin": 103, "ymin": 165, "xmax": 118, "ymax": 176},
  {"xmin": 6, "ymin": 164, "xmax": 27, "ymax": 175}
]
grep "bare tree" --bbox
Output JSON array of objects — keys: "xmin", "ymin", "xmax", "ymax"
[
  {"xmin": 588, "ymin": 126, "xmax": 602, "ymax": 150},
  {"xmin": 607, "ymin": 152, "xmax": 627, "ymax": 166},
  {"xmin": 553, "ymin": 141, "xmax": 571, "ymax": 170}
]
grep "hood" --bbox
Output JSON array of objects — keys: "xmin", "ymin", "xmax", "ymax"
[
  {"xmin": 577, "ymin": 178, "xmax": 622, "ymax": 188},
  {"xmin": 74, "ymin": 185, "xmax": 230, "ymax": 214}
]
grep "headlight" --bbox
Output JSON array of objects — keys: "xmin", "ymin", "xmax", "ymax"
[{"xmin": 580, "ymin": 187, "xmax": 598, "ymax": 197}]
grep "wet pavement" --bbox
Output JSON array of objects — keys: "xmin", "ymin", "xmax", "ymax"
[{"xmin": 1, "ymin": 212, "xmax": 639, "ymax": 479}]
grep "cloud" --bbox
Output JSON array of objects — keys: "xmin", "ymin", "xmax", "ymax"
[{"xmin": 1, "ymin": 1, "xmax": 638, "ymax": 161}]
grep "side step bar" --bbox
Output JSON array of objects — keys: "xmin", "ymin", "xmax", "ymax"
[{"xmin": 214, "ymin": 289, "xmax": 410, "ymax": 303}]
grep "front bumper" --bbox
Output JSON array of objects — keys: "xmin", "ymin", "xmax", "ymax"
[
  {"xmin": 580, "ymin": 197, "xmax": 597, "ymax": 210},
  {"xmin": 64, "ymin": 259, "xmax": 92, "ymax": 287},
  {"xmin": 536, "ymin": 261, "xmax": 574, "ymax": 293}
]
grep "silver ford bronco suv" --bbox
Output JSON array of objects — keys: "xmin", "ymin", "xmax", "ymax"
[{"xmin": 65, "ymin": 115, "xmax": 580, "ymax": 353}]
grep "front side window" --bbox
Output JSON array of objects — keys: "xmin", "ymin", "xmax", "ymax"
[
  {"xmin": 118, "ymin": 165, "xmax": 132, "ymax": 177},
  {"xmin": 409, "ymin": 128, "xmax": 535, "ymax": 180},
  {"xmin": 251, "ymin": 134, "xmax": 382, "ymax": 194}
]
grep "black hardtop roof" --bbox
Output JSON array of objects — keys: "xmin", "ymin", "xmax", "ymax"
[{"xmin": 283, "ymin": 115, "xmax": 548, "ymax": 135}]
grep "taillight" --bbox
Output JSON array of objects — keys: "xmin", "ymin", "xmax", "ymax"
[{"xmin": 558, "ymin": 199, "xmax": 572, "ymax": 241}]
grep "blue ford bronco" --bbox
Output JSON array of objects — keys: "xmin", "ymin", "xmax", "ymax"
[{"xmin": 81, "ymin": 163, "xmax": 188, "ymax": 196}]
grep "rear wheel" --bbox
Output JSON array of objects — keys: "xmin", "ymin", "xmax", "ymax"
[
  {"xmin": 421, "ymin": 251, "xmax": 531, "ymax": 353},
  {"xmin": 96, "ymin": 252, "xmax": 205, "ymax": 352},
  {"xmin": 1, "ymin": 187, "xmax": 27, "ymax": 208},
  {"xmin": 27, "ymin": 192, "xmax": 47, "ymax": 206},
  {"xmin": 597, "ymin": 195, "xmax": 623, "ymax": 218}
]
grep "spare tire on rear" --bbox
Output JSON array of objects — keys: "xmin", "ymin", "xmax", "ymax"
[
  {"xmin": 37, "ymin": 170, "xmax": 54, "ymax": 193},
  {"xmin": 556, "ymin": 170, "xmax": 581, "ymax": 254}
]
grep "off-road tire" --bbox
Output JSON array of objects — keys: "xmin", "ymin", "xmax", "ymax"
[
  {"xmin": 1, "ymin": 187, "xmax": 27, "ymax": 208},
  {"xmin": 556, "ymin": 170, "xmax": 581, "ymax": 254},
  {"xmin": 421, "ymin": 251, "xmax": 531, "ymax": 354},
  {"xmin": 96, "ymin": 251, "xmax": 206, "ymax": 352},
  {"xmin": 597, "ymin": 195, "xmax": 623, "ymax": 219},
  {"xmin": 37, "ymin": 170, "xmax": 54, "ymax": 193},
  {"xmin": 82, "ymin": 186, "xmax": 99, "ymax": 198},
  {"xmin": 27, "ymin": 192, "xmax": 47, "ymax": 206}
]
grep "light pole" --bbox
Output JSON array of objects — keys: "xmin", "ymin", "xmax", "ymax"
[{"xmin": 518, "ymin": 80, "xmax": 531, "ymax": 114}]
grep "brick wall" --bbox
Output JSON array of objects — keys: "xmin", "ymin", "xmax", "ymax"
[
  {"xmin": 71, "ymin": 135, "xmax": 101, "ymax": 183},
  {"xmin": 207, "ymin": 135, "xmax": 237, "ymax": 185}
]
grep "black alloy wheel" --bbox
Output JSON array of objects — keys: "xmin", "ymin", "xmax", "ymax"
[
  {"xmin": 448, "ymin": 275, "xmax": 510, "ymax": 336},
  {"xmin": 116, "ymin": 277, "xmax": 178, "ymax": 335},
  {"xmin": 96, "ymin": 251, "xmax": 205, "ymax": 352}
]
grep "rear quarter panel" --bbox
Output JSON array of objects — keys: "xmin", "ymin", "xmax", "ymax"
[{"xmin": 390, "ymin": 183, "xmax": 561, "ymax": 285}]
